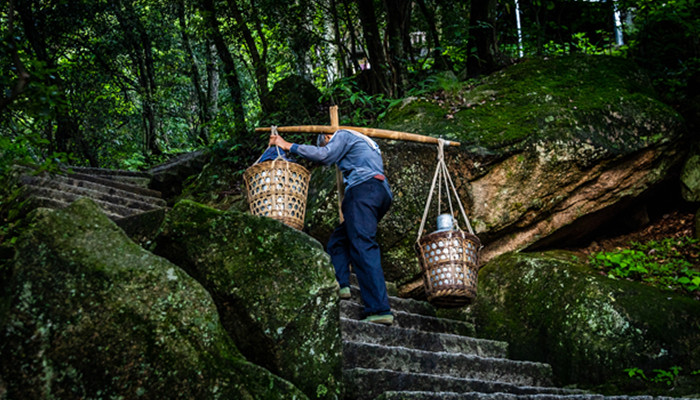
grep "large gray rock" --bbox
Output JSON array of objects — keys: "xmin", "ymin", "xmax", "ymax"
[
  {"xmin": 305, "ymin": 55, "xmax": 687, "ymax": 293},
  {"xmin": 153, "ymin": 200, "xmax": 343, "ymax": 400},
  {"xmin": 474, "ymin": 250, "xmax": 700, "ymax": 393},
  {"xmin": 0, "ymin": 198, "xmax": 307, "ymax": 399}
]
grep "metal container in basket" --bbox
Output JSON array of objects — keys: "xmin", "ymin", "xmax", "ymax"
[
  {"xmin": 243, "ymin": 159, "xmax": 310, "ymax": 230},
  {"xmin": 416, "ymin": 229, "xmax": 480, "ymax": 307}
]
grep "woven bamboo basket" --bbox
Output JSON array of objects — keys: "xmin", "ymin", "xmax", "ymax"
[
  {"xmin": 416, "ymin": 229, "xmax": 481, "ymax": 307},
  {"xmin": 243, "ymin": 160, "xmax": 310, "ymax": 230}
]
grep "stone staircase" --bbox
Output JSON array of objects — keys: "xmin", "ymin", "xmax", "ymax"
[
  {"xmin": 16, "ymin": 165, "xmax": 166, "ymax": 221},
  {"xmin": 340, "ymin": 283, "xmax": 681, "ymax": 400}
]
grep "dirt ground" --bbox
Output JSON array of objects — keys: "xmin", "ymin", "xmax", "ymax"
[{"xmin": 568, "ymin": 210, "xmax": 697, "ymax": 256}]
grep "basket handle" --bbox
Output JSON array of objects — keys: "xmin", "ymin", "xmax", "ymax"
[
  {"xmin": 416, "ymin": 139, "xmax": 475, "ymax": 243},
  {"xmin": 254, "ymin": 126, "xmax": 289, "ymax": 164}
]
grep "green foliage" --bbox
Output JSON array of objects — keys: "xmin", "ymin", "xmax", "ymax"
[
  {"xmin": 619, "ymin": 0, "xmax": 700, "ymax": 103},
  {"xmin": 320, "ymin": 77, "xmax": 401, "ymax": 126},
  {"xmin": 589, "ymin": 237, "xmax": 700, "ymax": 295},
  {"xmin": 624, "ymin": 366, "xmax": 698, "ymax": 387}
]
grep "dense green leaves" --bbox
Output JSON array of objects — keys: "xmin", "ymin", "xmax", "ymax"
[
  {"xmin": 1, "ymin": 0, "xmax": 698, "ymax": 172},
  {"xmin": 590, "ymin": 237, "xmax": 700, "ymax": 296}
]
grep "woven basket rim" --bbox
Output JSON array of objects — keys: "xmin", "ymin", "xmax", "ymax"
[
  {"xmin": 417, "ymin": 229, "xmax": 481, "ymax": 247},
  {"xmin": 244, "ymin": 159, "xmax": 310, "ymax": 177}
]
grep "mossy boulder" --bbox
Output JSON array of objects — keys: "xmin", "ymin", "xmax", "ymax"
[
  {"xmin": 681, "ymin": 146, "xmax": 700, "ymax": 203},
  {"xmin": 0, "ymin": 198, "xmax": 307, "ymax": 399},
  {"xmin": 474, "ymin": 250, "xmax": 700, "ymax": 393},
  {"xmin": 153, "ymin": 200, "xmax": 342, "ymax": 400},
  {"xmin": 305, "ymin": 55, "xmax": 687, "ymax": 294}
]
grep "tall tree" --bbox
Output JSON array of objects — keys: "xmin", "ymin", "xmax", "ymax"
[
  {"xmin": 467, "ymin": 0, "xmax": 500, "ymax": 76},
  {"xmin": 178, "ymin": 0, "xmax": 210, "ymax": 145},
  {"xmin": 1, "ymin": 0, "xmax": 30, "ymax": 113},
  {"xmin": 415, "ymin": 0, "xmax": 451, "ymax": 71},
  {"xmin": 356, "ymin": 0, "xmax": 391, "ymax": 95},
  {"xmin": 112, "ymin": 0, "xmax": 162, "ymax": 157},
  {"xmin": 383, "ymin": 0, "xmax": 411, "ymax": 96},
  {"xmin": 226, "ymin": 0, "xmax": 272, "ymax": 113},
  {"xmin": 200, "ymin": 0, "xmax": 247, "ymax": 140}
]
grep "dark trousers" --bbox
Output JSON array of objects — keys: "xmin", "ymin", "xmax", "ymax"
[{"xmin": 327, "ymin": 178, "xmax": 392, "ymax": 316}]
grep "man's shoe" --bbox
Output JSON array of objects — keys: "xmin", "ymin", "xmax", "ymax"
[
  {"xmin": 339, "ymin": 287, "xmax": 352, "ymax": 299},
  {"xmin": 362, "ymin": 314, "xmax": 394, "ymax": 326}
]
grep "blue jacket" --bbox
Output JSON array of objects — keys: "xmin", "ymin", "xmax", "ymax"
[{"xmin": 290, "ymin": 129, "xmax": 392, "ymax": 198}]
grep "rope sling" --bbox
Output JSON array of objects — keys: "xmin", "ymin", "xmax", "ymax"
[
  {"xmin": 415, "ymin": 139, "xmax": 481, "ymax": 307},
  {"xmin": 243, "ymin": 126, "xmax": 311, "ymax": 230}
]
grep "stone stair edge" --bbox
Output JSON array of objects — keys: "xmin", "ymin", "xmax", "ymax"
[
  {"xmin": 341, "ymin": 301, "xmax": 475, "ymax": 337},
  {"xmin": 23, "ymin": 182, "xmax": 162, "ymax": 214},
  {"xmin": 24, "ymin": 196, "xmax": 122, "ymax": 220},
  {"xmin": 22, "ymin": 186, "xmax": 144, "ymax": 219},
  {"xmin": 343, "ymin": 341, "xmax": 551, "ymax": 371},
  {"xmin": 343, "ymin": 341, "xmax": 553, "ymax": 388},
  {"xmin": 373, "ymin": 391, "xmax": 681, "ymax": 400},
  {"xmin": 68, "ymin": 171, "xmax": 162, "ymax": 198},
  {"xmin": 348, "ymin": 285, "xmax": 437, "ymax": 317},
  {"xmin": 65, "ymin": 165, "xmax": 152, "ymax": 178},
  {"xmin": 22, "ymin": 175, "xmax": 165, "ymax": 208},
  {"xmin": 343, "ymin": 367, "xmax": 586, "ymax": 400},
  {"xmin": 340, "ymin": 317, "xmax": 508, "ymax": 359}
]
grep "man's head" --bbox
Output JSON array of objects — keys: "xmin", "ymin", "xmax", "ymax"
[{"xmin": 316, "ymin": 133, "xmax": 334, "ymax": 147}]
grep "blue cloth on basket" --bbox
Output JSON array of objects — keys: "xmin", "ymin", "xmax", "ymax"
[{"xmin": 258, "ymin": 146, "xmax": 296, "ymax": 163}]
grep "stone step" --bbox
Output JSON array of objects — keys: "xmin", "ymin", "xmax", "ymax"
[
  {"xmin": 66, "ymin": 166, "xmax": 152, "ymax": 187},
  {"xmin": 340, "ymin": 318, "xmax": 507, "ymax": 358},
  {"xmin": 347, "ymin": 285, "xmax": 437, "ymax": 317},
  {"xmin": 22, "ymin": 182, "xmax": 162, "ymax": 216},
  {"xmin": 343, "ymin": 368, "xmax": 585, "ymax": 400},
  {"xmin": 21, "ymin": 186, "xmax": 144, "ymax": 219},
  {"xmin": 22, "ymin": 175, "xmax": 165, "ymax": 209},
  {"xmin": 374, "ymin": 391, "xmax": 670, "ymax": 400},
  {"xmin": 341, "ymin": 301, "xmax": 475, "ymax": 337},
  {"xmin": 343, "ymin": 342, "xmax": 552, "ymax": 388},
  {"xmin": 68, "ymin": 171, "xmax": 162, "ymax": 198}
]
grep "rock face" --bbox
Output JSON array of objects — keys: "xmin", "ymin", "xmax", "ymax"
[
  {"xmin": 0, "ymin": 198, "xmax": 307, "ymax": 399},
  {"xmin": 681, "ymin": 146, "xmax": 700, "ymax": 203},
  {"xmin": 153, "ymin": 200, "xmax": 342, "ymax": 400},
  {"xmin": 474, "ymin": 250, "xmax": 700, "ymax": 389},
  {"xmin": 305, "ymin": 55, "xmax": 687, "ymax": 291}
]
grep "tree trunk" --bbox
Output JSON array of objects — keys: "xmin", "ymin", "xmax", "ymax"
[
  {"xmin": 416, "ymin": 0, "xmax": 451, "ymax": 71},
  {"xmin": 201, "ymin": 0, "xmax": 247, "ymax": 141},
  {"xmin": 16, "ymin": 0, "xmax": 79, "ymax": 157},
  {"xmin": 226, "ymin": 0, "xmax": 271, "ymax": 113},
  {"xmin": 112, "ymin": 0, "xmax": 162, "ymax": 157},
  {"xmin": 340, "ymin": 0, "xmax": 363, "ymax": 74},
  {"xmin": 467, "ymin": 0, "xmax": 500, "ymax": 76},
  {"xmin": 1, "ymin": 0, "xmax": 31, "ymax": 113},
  {"xmin": 383, "ymin": 0, "xmax": 411, "ymax": 96},
  {"xmin": 329, "ymin": 0, "xmax": 349, "ymax": 78},
  {"xmin": 356, "ymin": 0, "xmax": 391, "ymax": 95},
  {"xmin": 177, "ymin": 0, "xmax": 209, "ymax": 145},
  {"xmin": 206, "ymin": 41, "xmax": 220, "ymax": 118}
]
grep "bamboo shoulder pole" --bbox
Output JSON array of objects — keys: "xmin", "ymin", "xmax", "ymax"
[{"xmin": 255, "ymin": 125, "xmax": 461, "ymax": 146}]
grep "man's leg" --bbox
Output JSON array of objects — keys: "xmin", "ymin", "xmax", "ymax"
[
  {"xmin": 327, "ymin": 222, "xmax": 352, "ymax": 290},
  {"xmin": 342, "ymin": 179, "xmax": 392, "ymax": 316}
]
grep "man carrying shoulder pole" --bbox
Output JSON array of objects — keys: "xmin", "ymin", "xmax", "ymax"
[{"xmin": 269, "ymin": 129, "xmax": 394, "ymax": 325}]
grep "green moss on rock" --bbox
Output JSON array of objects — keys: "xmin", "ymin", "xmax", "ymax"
[
  {"xmin": 382, "ymin": 55, "xmax": 683, "ymax": 156},
  {"xmin": 0, "ymin": 198, "xmax": 307, "ymax": 399},
  {"xmin": 475, "ymin": 250, "xmax": 700, "ymax": 394},
  {"xmin": 153, "ymin": 200, "xmax": 342, "ymax": 400}
]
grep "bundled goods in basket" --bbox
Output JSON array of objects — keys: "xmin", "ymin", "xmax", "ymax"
[
  {"xmin": 243, "ymin": 145, "xmax": 310, "ymax": 230},
  {"xmin": 416, "ymin": 214, "xmax": 481, "ymax": 307}
]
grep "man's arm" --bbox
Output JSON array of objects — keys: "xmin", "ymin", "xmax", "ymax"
[{"xmin": 269, "ymin": 131, "xmax": 349, "ymax": 165}]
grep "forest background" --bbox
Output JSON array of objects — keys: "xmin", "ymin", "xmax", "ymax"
[{"xmin": 1, "ymin": 0, "xmax": 698, "ymax": 173}]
